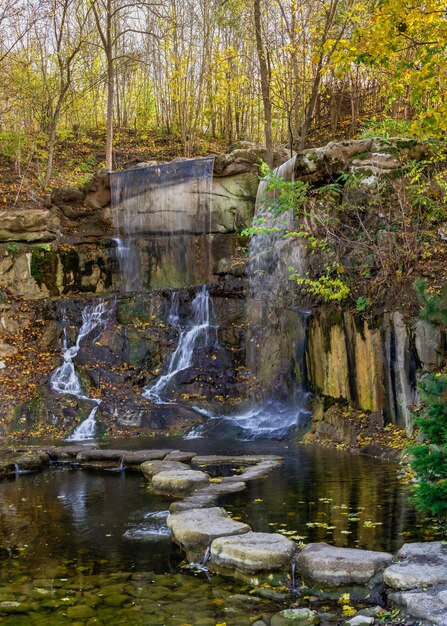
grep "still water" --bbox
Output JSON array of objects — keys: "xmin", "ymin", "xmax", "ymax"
[{"xmin": 0, "ymin": 438, "xmax": 435, "ymax": 625}]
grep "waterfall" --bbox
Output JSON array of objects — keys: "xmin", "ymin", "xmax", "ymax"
[
  {"xmin": 187, "ymin": 156, "xmax": 311, "ymax": 440},
  {"xmin": 110, "ymin": 158, "xmax": 215, "ymax": 292},
  {"xmin": 51, "ymin": 301, "xmax": 107, "ymax": 441},
  {"xmin": 143, "ymin": 287, "xmax": 216, "ymax": 404},
  {"xmin": 248, "ymin": 156, "xmax": 298, "ymax": 307}
]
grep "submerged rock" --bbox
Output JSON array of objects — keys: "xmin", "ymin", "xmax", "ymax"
[
  {"xmin": 296, "ymin": 542, "xmax": 392, "ymax": 587},
  {"xmin": 270, "ymin": 608, "xmax": 319, "ymax": 626},
  {"xmin": 167, "ymin": 506, "xmax": 251, "ymax": 561},
  {"xmin": 210, "ymin": 531, "xmax": 297, "ymax": 573}
]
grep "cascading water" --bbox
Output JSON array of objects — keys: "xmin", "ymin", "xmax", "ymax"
[
  {"xmin": 248, "ymin": 156, "xmax": 298, "ymax": 307},
  {"xmin": 143, "ymin": 287, "xmax": 216, "ymax": 403},
  {"xmin": 187, "ymin": 156, "xmax": 311, "ymax": 440},
  {"xmin": 51, "ymin": 301, "xmax": 107, "ymax": 441},
  {"xmin": 110, "ymin": 158, "xmax": 215, "ymax": 292}
]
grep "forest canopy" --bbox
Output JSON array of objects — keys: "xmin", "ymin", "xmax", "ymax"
[{"xmin": 0, "ymin": 0, "xmax": 446, "ymax": 180}]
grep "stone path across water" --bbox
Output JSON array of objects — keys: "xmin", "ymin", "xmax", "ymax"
[{"xmin": 2, "ymin": 445, "xmax": 447, "ymax": 624}]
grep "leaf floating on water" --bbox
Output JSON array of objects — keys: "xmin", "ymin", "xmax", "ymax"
[
  {"xmin": 363, "ymin": 520, "xmax": 383, "ymax": 528},
  {"xmin": 253, "ymin": 499, "xmax": 263, "ymax": 503}
]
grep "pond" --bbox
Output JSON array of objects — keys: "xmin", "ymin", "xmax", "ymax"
[{"xmin": 0, "ymin": 438, "xmax": 436, "ymax": 625}]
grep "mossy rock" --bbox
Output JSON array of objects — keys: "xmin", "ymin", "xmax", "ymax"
[{"xmin": 30, "ymin": 246, "xmax": 59, "ymax": 295}]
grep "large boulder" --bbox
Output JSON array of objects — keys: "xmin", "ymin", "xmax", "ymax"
[
  {"xmin": 210, "ymin": 531, "xmax": 297, "ymax": 573},
  {"xmin": 384, "ymin": 542, "xmax": 447, "ymax": 590},
  {"xmin": 167, "ymin": 506, "xmax": 251, "ymax": 561},
  {"xmin": 296, "ymin": 542, "xmax": 393, "ymax": 587}
]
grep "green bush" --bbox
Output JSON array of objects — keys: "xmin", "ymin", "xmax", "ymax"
[{"xmin": 410, "ymin": 279, "xmax": 447, "ymax": 520}]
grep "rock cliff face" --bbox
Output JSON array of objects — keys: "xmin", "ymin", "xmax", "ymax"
[
  {"xmin": 306, "ymin": 311, "xmax": 444, "ymax": 435},
  {"xmin": 0, "ymin": 139, "xmax": 444, "ymax": 441}
]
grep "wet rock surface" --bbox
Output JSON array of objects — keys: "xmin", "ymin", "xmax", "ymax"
[
  {"xmin": 151, "ymin": 469, "xmax": 210, "ymax": 496},
  {"xmin": 296, "ymin": 542, "xmax": 393, "ymax": 587},
  {"xmin": 167, "ymin": 507, "xmax": 251, "ymax": 561},
  {"xmin": 210, "ymin": 531, "xmax": 297, "ymax": 573},
  {"xmin": 388, "ymin": 586, "xmax": 447, "ymax": 626},
  {"xmin": 385, "ymin": 542, "xmax": 447, "ymax": 625},
  {"xmin": 384, "ymin": 542, "xmax": 447, "ymax": 590},
  {"xmin": 140, "ymin": 459, "xmax": 189, "ymax": 479}
]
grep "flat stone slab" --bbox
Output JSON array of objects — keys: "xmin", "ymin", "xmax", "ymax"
[
  {"xmin": 151, "ymin": 469, "xmax": 209, "ymax": 496},
  {"xmin": 384, "ymin": 542, "xmax": 447, "ymax": 590},
  {"xmin": 122, "ymin": 450, "xmax": 173, "ymax": 464},
  {"xmin": 169, "ymin": 494, "xmax": 216, "ymax": 513},
  {"xmin": 192, "ymin": 454, "xmax": 282, "ymax": 466},
  {"xmin": 164, "ymin": 450, "xmax": 197, "ymax": 462},
  {"xmin": 211, "ymin": 531, "xmax": 296, "ymax": 573},
  {"xmin": 167, "ymin": 506, "xmax": 251, "ymax": 560},
  {"xmin": 197, "ymin": 481, "xmax": 246, "ymax": 496},
  {"xmin": 389, "ymin": 586, "xmax": 447, "ymax": 626},
  {"xmin": 296, "ymin": 542, "xmax": 393, "ymax": 587},
  {"xmin": 46, "ymin": 445, "xmax": 96, "ymax": 460},
  {"xmin": 140, "ymin": 460, "xmax": 189, "ymax": 480},
  {"xmin": 76, "ymin": 449, "xmax": 128, "ymax": 462}
]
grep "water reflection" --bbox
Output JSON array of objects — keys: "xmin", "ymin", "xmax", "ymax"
[{"xmin": 0, "ymin": 439, "xmax": 436, "ymax": 581}]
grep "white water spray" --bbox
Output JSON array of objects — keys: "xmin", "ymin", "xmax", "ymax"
[
  {"xmin": 143, "ymin": 287, "xmax": 215, "ymax": 403},
  {"xmin": 51, "ymin": 301, "xmax": 107, "ymax": 441}
]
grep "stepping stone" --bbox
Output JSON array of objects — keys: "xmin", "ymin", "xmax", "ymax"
[
  {"xmin": 388, "ymin": 586, "xmax": 447, "ymax": 626},
  {"xmin": 151, "ymin": 469, "xmax": 209, "ymax": 496},
  {"xmin": 296, "ymin": 542, "xmax": 392, "ymax": 587},
  {"xmin": 164, "ymin": 450, "xmax": 197, "ymax": 462},
  {"xmin": 77, "ymin": 449, "xmax": 128, "ymax": 462},
  {"xmin": 140, "ymin": 460, "xmax": 189, "ymax": 480},
  {"xmin": 122, "ymin": 450, "xmax": 173, "ymax": 465},
  {"xmin": 167, "ymin": 506, "xmax": 251, "ymax": 561},
  {"xmin": 210, "ymin": 531, "xmax": 296, "ymax": 573},
  {"xmin": 384, "ymin": 542, "xmax": 447, "ymax": 590}
]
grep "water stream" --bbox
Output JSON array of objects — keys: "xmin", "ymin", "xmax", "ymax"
[
  {"xmin": 143, "ymin": 286, "xmax": 216, "ymax": 403},
  {"xmin": 51, "ymin": 302, "xmax": 107, "ymax": 441}
]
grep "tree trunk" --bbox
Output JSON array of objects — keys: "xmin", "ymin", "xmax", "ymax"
[
  {"xmin": 254, "ymin": 0, "xmax": 273, "ymax": 166},
  {"xmin": 44, "ymin": 91, "xmax": 65, "ymax": 187},
  {"xmin": 105, "ymin": 53, "xmax": 114, "ymax": 170}
]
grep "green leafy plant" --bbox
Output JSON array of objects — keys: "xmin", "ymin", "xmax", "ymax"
[
  {"xmin": 361, "ymin": 116, "xmax": 414, "ymax": 139},
  {"xmin": 356, "ymin": 296, "xmax": 371, "ymax": 311},
  {"xmin": 409, "ymin": 279, "xmax": 447, "ymax": 521},
  {"xmin": 290, "ymin": 263, "xmax": 350, "ymax": 302},
  {"xmin": 256, "ymin": 161, "xmax": 309, "ymax": 218}
]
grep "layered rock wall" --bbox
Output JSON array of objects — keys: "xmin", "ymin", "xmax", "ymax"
[{"xmin": 307, "ymin": 310, "xmax": 444, "ymax": 434}]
